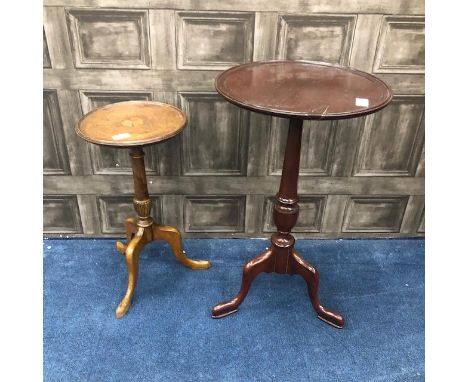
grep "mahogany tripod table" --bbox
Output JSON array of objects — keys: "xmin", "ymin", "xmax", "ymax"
[
  {"xmin": 76, "ymin": 101, "xmax": 211, "ymax": 318},
  {"xmin": 211, "ymin": 60, "xmax": 393, "ymax": 328}
]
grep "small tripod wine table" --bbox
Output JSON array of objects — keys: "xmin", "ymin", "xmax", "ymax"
[
  {"xmin": 211, "ymin": 60, "xmax": 393, "ymax": 328},
  {"xmin": 76, "ymin": 101, "xmax": 211, "ymax": 318}
]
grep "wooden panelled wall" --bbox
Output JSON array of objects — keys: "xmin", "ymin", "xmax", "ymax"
[{"xmin": 43, "ymin": 0, "xmax": 425, "ymax": 238}]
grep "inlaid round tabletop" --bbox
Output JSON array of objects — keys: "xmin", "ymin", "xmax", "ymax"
[
  {"xmin": 76, "ymin": 101, "xmax": 187, "ymax": 146},
  {"xmin": 215, "ymin": 60, "xmax": 393, "ymax": 120}
]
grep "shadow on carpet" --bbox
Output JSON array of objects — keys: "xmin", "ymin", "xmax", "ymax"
[{"xmin": 43, "ymin": 238, "xmax": 424, "ymax": 382}]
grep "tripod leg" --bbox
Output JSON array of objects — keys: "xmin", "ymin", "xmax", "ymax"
[
  {"xmin": 116, "ymin": 217, "xmax": 138, "ymax": 254},
  {"xmin": 153, "ymin": 224, "xmax": 211, "ymax": 269},
  {"xmin": 115, "ymin": 228, "xmax": 146, "ymax": 319},
  {"xmin": 290, "ymin": 250, "xmax": 344, "ymax": 328},
  {"xmin": 212, "ymin": 248, "xmax": 274, "ymax": 318}
]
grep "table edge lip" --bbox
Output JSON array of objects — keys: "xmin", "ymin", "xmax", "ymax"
[
  {"xmin": 75, "ymin": 100, "xmax": 187, "ymax": 147},
  {"xmin": 214, "ymin": 59, "xmax": 394, "ymax": 120}
]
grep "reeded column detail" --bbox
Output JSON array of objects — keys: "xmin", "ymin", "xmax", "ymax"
[{"xmin": 115, "ymin": 146, "xmax": 211, "ymax": 319}]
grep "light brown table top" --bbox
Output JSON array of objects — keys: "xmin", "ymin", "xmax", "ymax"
[
  {"xmin": 215, "ymin": 60, "xmax": 393, "ymax": 120},
  {"xmin": 75, "ymin": 101, "xmax": 187, "ymax": 147}
]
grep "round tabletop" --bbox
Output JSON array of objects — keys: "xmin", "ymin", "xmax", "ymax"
[
  {"xmin": 76, "ymin": 101, "xmax": 187, "ymax": 147},
  {"xmin": 215, "ymin": 60, "xmax": 393, "ymax": 120}
]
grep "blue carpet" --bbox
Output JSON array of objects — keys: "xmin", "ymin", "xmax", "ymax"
[{"xmin": 43, "ymin": 238, "xmax": 424, "ymax": 382}]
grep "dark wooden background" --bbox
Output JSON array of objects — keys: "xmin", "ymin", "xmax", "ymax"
[{"xmin": 43, "ymin": 0, "xmax": 425, "ymax": 238}]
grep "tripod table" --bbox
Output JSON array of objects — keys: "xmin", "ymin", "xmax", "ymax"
[
  {"xmin": 211, "ymin": 60, "xmax": 393, "ymax": 328},
  {"xmin": 76, "ymin": 101, "xmax": 211, "ymax": 318}
]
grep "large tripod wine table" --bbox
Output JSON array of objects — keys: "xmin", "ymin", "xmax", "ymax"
[{"xmin": 211, "ymin": 60, "xmax": 393, "ymax": 328}]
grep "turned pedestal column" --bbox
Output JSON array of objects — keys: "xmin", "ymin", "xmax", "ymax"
[{"xmin": 212, "ymin": 118, "xmax": 343, "ymax": 327}]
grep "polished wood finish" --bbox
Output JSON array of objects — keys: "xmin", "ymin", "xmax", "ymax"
[
  {"xmin": 76, "ymin": 101, "xmax": 187, "ymax": 146},
  {"xmin": 115, "ymin": 147, "xmax": 210, "ymax": 318},
  {"xmin": 212, "ymin": 60, "xmax": 393, "ymax": 327},
  {"xmin": 215, "ymin": 60, "xmax": 393, "ymax": 120},
  {"xmin": 212, "ymin": 119, "xmax": 343, "ymax": 327},
  {"xmin": 76, "ymin": 101, "xmax": 210, "ymax": 318}
]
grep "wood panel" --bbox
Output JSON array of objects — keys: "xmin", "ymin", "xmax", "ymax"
[
  {"xmin": 342, "ymin": 196, "xmax": 408, "ymax": 233},
  {"xmin": 418, "ymin": 209, "xmax": 425, "ymax": 233},
  {"xmin": 373, "ymin": 16, "xmax": 425, "ymax": 73},
  {"xmin": 176, "ymin": 11, "xmax": 254, "ymax": 70},
  {"xmin": 43, "ymin": 90, "xmax": 70, "ymax": 175},
  {"xmin": 179, "ymin": 92, "xmax": 249, "ymax": 176},
  {"xmin": 43, "ymin": 29, "xmax": 52, "ymax": 68},
  {"xmin": 43, "ymin": 1, "xmax": 425, "ymax": 238},
  {"xmin": 276, "ymin": 14, "xmax": 356, "ymax": 64},
  {"xmin": 184, "ymin": 196, "xmax": 246, "ymax": 232},
  {"xmin": 66, "ymin": 9, "xmax": 150, "ymax": 69},
  {"xmin": 43, "ymin": 195, "xmax": 82, "ymax": 233},
  {"xmin": 353, "ymin": 96, "xmax": 425, "ymax": 177}
]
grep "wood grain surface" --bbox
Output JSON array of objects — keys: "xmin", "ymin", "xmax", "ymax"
[{"xmin": 76, "ymin": 101, "xmax": 187, "ymax": 146}]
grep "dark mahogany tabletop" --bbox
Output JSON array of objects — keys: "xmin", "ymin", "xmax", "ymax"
[{"xmin": 215, "ymin": 60, "xmax": 393, "ymax": 120}]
